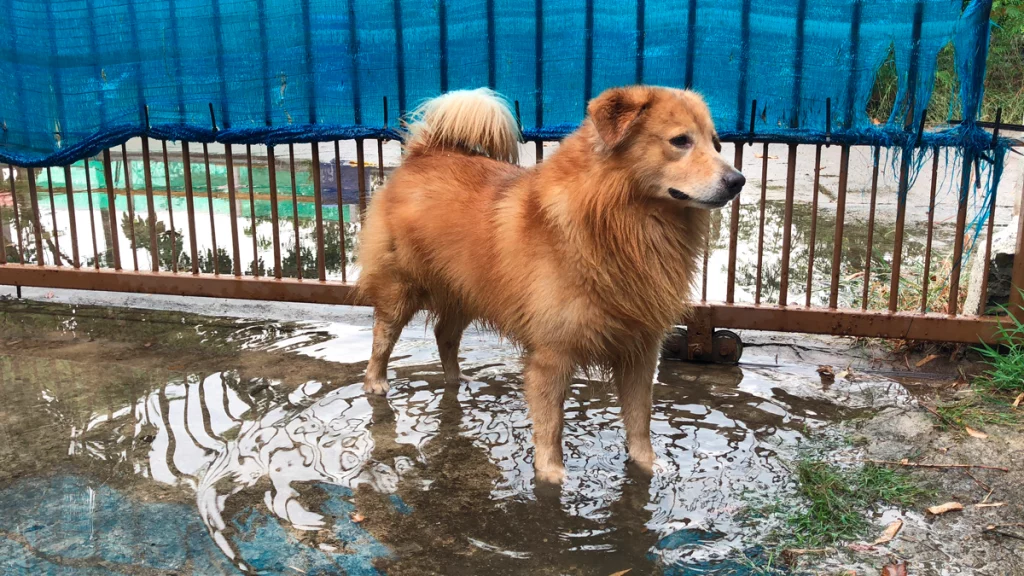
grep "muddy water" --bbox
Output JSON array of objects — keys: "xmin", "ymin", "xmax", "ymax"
[{"xmin": 0, "ymin": 302, "xmax": 913, "ymax": 574}]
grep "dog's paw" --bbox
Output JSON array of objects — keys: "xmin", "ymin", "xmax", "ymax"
[
  {"xmin": 362, "ymin": 378, "xmax": 391, "ymax": 395},
  {"xmin": 443, "ymin": 371, "xmax": 473, "ymax": 385},
  {"xmin": 534, "ymin": 463, "xmax": 567, "ymax": 484},
  {"xmin": 628, "ymin": 451, "xmax": 659, "ymax": 476}
]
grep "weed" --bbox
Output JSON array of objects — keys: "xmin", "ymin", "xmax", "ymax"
[
  {"xmin": 746, "ymin": 460, "xmax": 931, "ymax": 552},
  {"xmin": 975, "ymin": 306, "xmax": 1024, "ymax": 395},
  {"xmin": 934, "ymin": 394, "xmax": 1022, "ymax": 430}
]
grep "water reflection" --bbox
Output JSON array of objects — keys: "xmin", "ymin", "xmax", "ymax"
[{"xmin": 1, "ymin": 343, "xmax": 905, "ymax": 573}]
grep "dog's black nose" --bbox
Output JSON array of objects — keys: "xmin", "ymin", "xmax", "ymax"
[{"xmin": 723, "ymin": 171, "xmax": 746, "ymax": 193}]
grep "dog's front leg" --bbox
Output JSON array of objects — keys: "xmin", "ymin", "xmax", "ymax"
[
  {"xmin": 614, "ymin": 349, "xmax": 659, "ymax": 474},
  {"xmin": 523, "ymin": 348, "xmax": 572, "ymax": 484}
]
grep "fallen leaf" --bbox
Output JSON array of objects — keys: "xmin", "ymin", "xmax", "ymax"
[
  {"xmin": 753, "ymin": 152, "xmax": 778, "ymax": 159},
  {"xmin": 847, "ymin": 543, "xmax": 877, "ymax": 553},
  {"xmin": 143, "ymin": 342, "xmax": 152, "ymax": 348},
  {"xmin": 836, "ymin": 370, "xmax": 850, "ymax": 380},
  {"xmin": 351, "ymin": 513, "xmax": 366, "ymax": 523},
  {"xmin": 873, "ymin": 519, "xmax": 903, "ymax": 544},
  {"xmin": 817, "ymin": 365, "xmax": 836, "ymax": 384},
  {"xmin": 975, "ymin": 502, "xmax": 1006, "ymax": 509},
  {"xmin": 881, "ymin": 561, "xmax": 908, "ymax": 576},
  {"xmin": 915, "ymin": 354, "xmax": 940, "ymax": 368},
  {"xmin": 1013, "ymin": 393, "xmax": 1023, "ymax": 410},
  {"xmin": 965, "ymin": 426, "xmax": 989, "ymax": 439},
  {"xmin": 608, "ymin": 571, "xmax": 632, "ymax": 576},
  {"xmin": 927, "ymin": 502, "xmax": 964, "ymax": 515}
]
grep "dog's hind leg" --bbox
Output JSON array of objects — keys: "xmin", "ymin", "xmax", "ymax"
[
  {"xmin": 434, "ymin": 312, "xmax": 472, "ymax": 384},
  {"xmin": 523, "ymin": 348, "xmax": 573, "ymax": 484},
  {"xmin": 614, "ymin": 348, "xmax": 659, "ymax": 475},
  {"xmin": 364, "ymin": 282, "xmax": 420, "ymax": 395}
]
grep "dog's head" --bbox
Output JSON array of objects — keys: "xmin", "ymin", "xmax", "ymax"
[{"xmin": 585, "ymin": 86, "xmax": 745, "ymax": 209}]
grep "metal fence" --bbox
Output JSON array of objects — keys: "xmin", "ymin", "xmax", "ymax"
[{"xmin": 1, "ymin": 127, "xmax": 1022, "ymax": 359}]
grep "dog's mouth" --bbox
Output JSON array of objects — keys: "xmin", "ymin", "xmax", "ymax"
[{"xmin": 668, "ymin": 188, "xmax": 737, "ymax": 209}]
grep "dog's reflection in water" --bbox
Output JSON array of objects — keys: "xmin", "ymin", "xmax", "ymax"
[{"xmin": 65, "ymin": 360, "xmax": 780, "ymax": 572}]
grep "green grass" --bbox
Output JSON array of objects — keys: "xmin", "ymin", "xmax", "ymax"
[
  {"xmin": 868, "ymin": 1, "xmax": 1024, "ymax": 124},
  {"xmin": 934, "ymin": 394, "xmax": 1022, "ymax": 430},
  {"xmin": 746, "ymin": 460, "xmax": 932, "ymax": 553},
  {"xmin": 976, "ymin": 307, "xmax": 1024, "ymax": 395}
]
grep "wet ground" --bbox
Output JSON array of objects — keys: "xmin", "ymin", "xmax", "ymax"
[{"xmin": 2, "ymin": 298, "xmax": 1020, "ymax": 575}]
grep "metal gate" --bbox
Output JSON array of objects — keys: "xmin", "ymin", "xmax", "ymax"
[{"xmin": 2, "ymin": 128, "xmax": 1022, "ymax": 357}]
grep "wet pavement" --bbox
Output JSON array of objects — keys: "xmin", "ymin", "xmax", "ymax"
[{"xmin": 0, "ymin": 300, "xmax": 922, "ymax": 575}]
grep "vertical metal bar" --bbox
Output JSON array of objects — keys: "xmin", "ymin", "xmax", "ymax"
[
  {"xmin": 203, "ymin": 143, "xmax": 219, "ymax": 273},
  {"xmin": 889, "ymin": 147, "xmax": 912, "ymax": 312},
  {"xmin": 46, "ymin": 168, "xmax": 61, "ymax": 266},
  {"xmin": 1009, "ymin": 166, "xmax": 1024, "ymax": 319},
  {"xmin": 101, "ymin": 152, "xmax": 121, "ymax": 270},
  {"xmin": 920, "ymin": 148, "xmax": 939, "ymax": 313},
  {"xmin": 85, "ymin": 157, "xmax": 99, "ymax": 268},
  {"xmin": 828, "ymin": 145, "xmax": 850, "ymax": 308},
  {"xmin": 247, "ymin": 145, "xmax": 258, "ymax": 277},
  {"xmin": 754, "ymin": 142, "xmax": 768, "ymax": 305},
  {"xmin": 120, "ymin": 145, "xmax": 139, "ymax": 271},
  {"xmin": 535, "ymin": 141, "xmax": 543, "ymax": 163},
  {"xmin": 948, "ymin": 153, "xmax": 973, "ymax": 316},
  {"xmin": 779, "ymin": 144, "xmax": 797, "ymax": 305},
  {"xmin": 8, "ymin": 165, "xmax": 25, "ymax": 263},
  {"xmin": 181, "ymin": 142, "xmax": 199, "ymax": 274},
  {"xmin": 225, "ymin": 144, "xmax": 241, "ymax": 276},
  {"xmin": 862, "ymin": 146, "xmax": 880, "ymax": 310},
  {"xmin": 142, "ymin": 138, "xmax": 159, "ymax": 272},
  {"xmin": 334, "ymin": 140, "xmax": 348, "ymax": 283},
  {"xmin": 356, "ymin": 139, "xmax": 367, "ymax": 220},
  {"xmin": 805, "ymin": 144, "xmax": 822, "ymax": 307},
  {"xmin": 63, "ymin": 163, "xmax": 77, "ymax": 266},
  {"xmin": 312, "ymin": 144, "xmax": 326, "ymax": 282},
  {"xmin": 289, "ymin": 143, "xmax": 302, "ymax": 279},
  {"xmin": 27, "ymin": 168, "xmax": 44, "ymax": 266},
  {"xmin": 162, "ymin": 141, "xmax": 178, "ymax": 274},
  {"xmin": 726, "ymin": 143, "xmax": 742, "ymax": 303},
  {"xmin": 701, "ymin": 226, "xmax": 709, "ymax": 301},
  {"xmin": 377, "ymin": 139, "xmax": 385, "ymax": 182},
  {"xmin": 979, "ymin": 184, "xmax": 998, "ymax": 316},
  {"xmin": 268, "ymin": 146, "xmax": 282, "ymax": 279}
]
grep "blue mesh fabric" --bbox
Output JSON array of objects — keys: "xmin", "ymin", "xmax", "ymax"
[{"xmin": 0, "ymin": 0, "xmax": 1001, "ymax": 167}]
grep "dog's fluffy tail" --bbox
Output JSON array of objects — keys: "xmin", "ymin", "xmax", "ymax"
[{"xmin": 404, "ymin": 88, "xmax": 520, "ymax": 163}]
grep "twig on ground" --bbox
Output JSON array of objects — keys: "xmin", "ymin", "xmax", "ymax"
[
  {"xmin": 983, "ymin": 524, "xmax": 1024, "ymax": 542},
  {"xmin": 964, "ymin": 469, "xmax": 993, "ymax": 492},
  {"xmin": 850, "ymin": 459, "xmax": 1009, "ymax": 472}
]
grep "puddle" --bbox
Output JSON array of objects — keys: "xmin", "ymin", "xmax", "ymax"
[{"xmin": 0, "ymin": 303, "xmax": 916, "ymax": 574}]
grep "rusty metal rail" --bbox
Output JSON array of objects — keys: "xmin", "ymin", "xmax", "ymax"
[{"xmin": 1, "ymin": 133, "xmax": 1022, "ymax": 358}]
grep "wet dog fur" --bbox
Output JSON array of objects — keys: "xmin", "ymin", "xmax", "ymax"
[{"xmin": 357, "ymin": 86, "xmax": 745, "ymax": 483}]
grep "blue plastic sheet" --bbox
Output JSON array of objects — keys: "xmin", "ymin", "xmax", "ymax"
[{"xmin": 0, "ymin": 0, "xmax": 998, "ymax": 166}]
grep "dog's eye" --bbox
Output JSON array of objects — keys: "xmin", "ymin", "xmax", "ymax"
[
  {"xmin": 669, "ymin": 134, "xmax": 692, "ymax": 149},
  {"xmin": 713, "ymin": 136, "xmax": 722, "ymax": 153}
]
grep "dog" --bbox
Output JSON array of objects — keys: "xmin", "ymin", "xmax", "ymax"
[{"xmin": 357, "ymin": 86, "xmax": 744, "ymax": 483}]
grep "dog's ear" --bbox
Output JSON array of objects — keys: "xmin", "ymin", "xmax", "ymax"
[{"xmin": 587, "ymin": 87, "xmax": 650, "ymax": 149}]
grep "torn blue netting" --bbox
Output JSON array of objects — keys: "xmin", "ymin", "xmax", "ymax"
[{"xmin": 0, "ymin": 0, "xmax": 1006, "ymax": 167}]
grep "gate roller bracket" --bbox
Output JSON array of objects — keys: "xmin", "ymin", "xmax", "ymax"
[{"xmin": 661, "ymin": 327, "xmax": 743, "ymax": 365}]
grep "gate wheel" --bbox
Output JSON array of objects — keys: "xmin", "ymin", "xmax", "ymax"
[{"xmin": 712, "ymin": 329, "xmax": 743, "ymax": 364}]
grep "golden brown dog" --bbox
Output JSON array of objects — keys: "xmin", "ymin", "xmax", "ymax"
[{"xmin": 357, "ymin": 86, "xmax": 744, "ymax": 483}]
